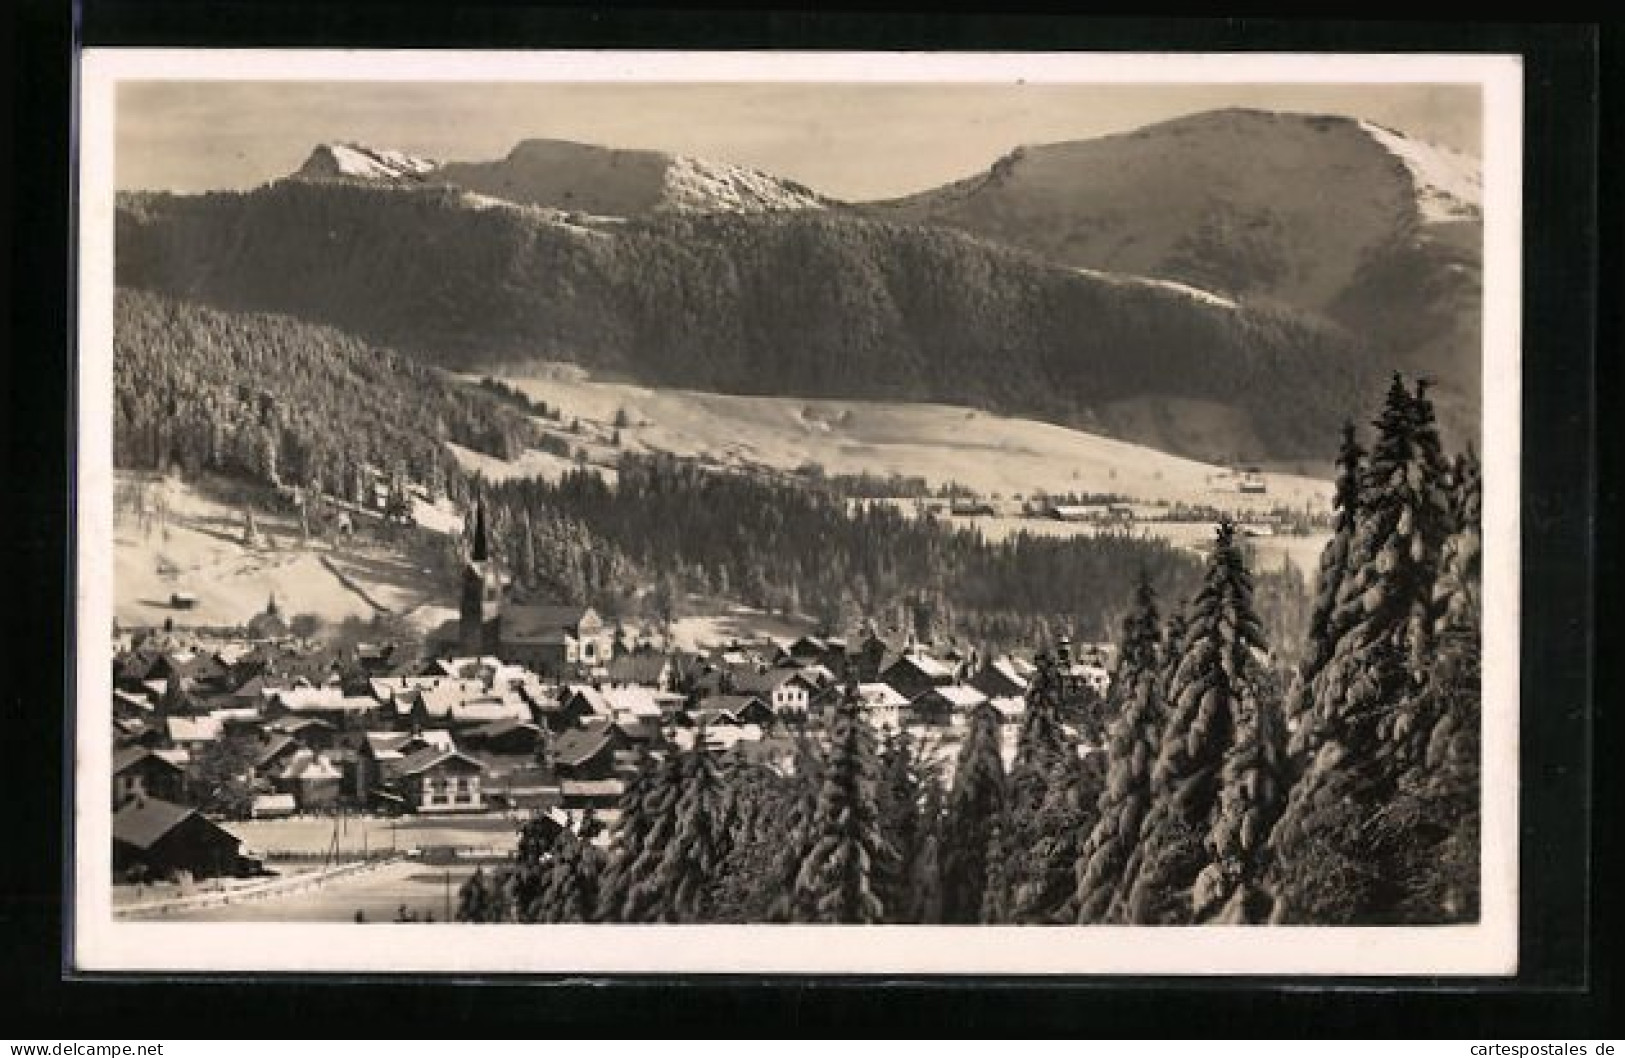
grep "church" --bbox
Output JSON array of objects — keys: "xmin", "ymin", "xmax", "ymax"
[{"xmin": 429, "ymin": 499, "xmax": 612, "ymax": 676}]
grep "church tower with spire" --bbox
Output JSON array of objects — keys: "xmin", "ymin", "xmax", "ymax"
[{"xmin": 460, "ymin": 496, "xmax": 503, "ymax": 655}]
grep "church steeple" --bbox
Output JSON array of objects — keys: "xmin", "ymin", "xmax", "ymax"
[
  {"xmin": 460, "ymin": 494, "xmax": 502, "ymax": 656},
  {"xmin": 470, "ymin": 496, "xmax": 491, "ymax": 563}
]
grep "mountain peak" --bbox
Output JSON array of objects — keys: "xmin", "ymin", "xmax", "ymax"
[{"xmin": 294, "ymin": 142, "xmax": 439, "ymax": 183}]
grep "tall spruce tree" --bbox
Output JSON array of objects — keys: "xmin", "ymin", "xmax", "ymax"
[
  {"xmin": 529, "ymin": 828, "xmax": 607, "ymax": 923},
  {"xmin": 1383, "ymin": 447, "xmax": 1482, "ymax": 922},
  {"xmin": 637, "ymin": 737, "xmax": 730, "ymax": 922},
  {"xmin": 763, "ymin": 730, "xmax": 827, "ymax": 922},
  {"xmin": 1074, "ymin": 570, "xmax": 1165, "ymax": 923},
  {"xmin": 792, "ymin": 686, "xmax": 889, "ymax": 923},
  {"xmin": 875, "ymin": 725, "xmax": 924, "ymax": 922},
  {"xmin": 941, "ymin": 700, "xmax": 1007, "ymax": 923},
  {"xmin": 714, "ymin": 759, "xmax": 798, "ymax": 922},
  {"xmin": 595, "ymin": 753, "xmax": 677, "ymax": 922},
  {"xmin": 910, "ymin": 773, "xmax": 948, "ymax": 924},
  {"xmin": 1270, "ymin": 375, "xmax": 1456, "ymax": 923},
  {"xmin": 1286, "ymin": 421, "xmax": 1367, "ymax": 749},
  {"xmin": 1004, "ymin": 652, "xmax": 1096, "ymax": 923},
  {"xmin": 1116, "ymin": 519, "xmax": 1274, "ymax": 924}
]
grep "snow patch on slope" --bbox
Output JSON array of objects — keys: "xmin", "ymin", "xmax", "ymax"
[
  {"xmin": 1358, "ymin": 122, "xmax": 1482, "ymax": 223},
  {"xmin": 1071, "ymin": 266, "xmax": 1239, "ymax": 310}
]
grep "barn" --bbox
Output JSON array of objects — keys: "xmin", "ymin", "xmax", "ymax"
[{"xmin": 112, "ymin": 796, "xmax": 243, "ymax": 881}]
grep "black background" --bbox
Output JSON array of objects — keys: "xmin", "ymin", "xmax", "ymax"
[{"xmin": 3, "ymin": 3, "xmax": 1614, "ymax": 1037}]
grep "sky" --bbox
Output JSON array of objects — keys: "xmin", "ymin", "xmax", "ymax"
[{"xmin": 116, "ymin": 81, "xmax": 1481, "ymax": 201}]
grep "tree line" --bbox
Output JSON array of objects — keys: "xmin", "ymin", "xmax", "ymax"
[{"xmin": 458, "ymin": 374, "xmax": 1480, "ymax": 925}]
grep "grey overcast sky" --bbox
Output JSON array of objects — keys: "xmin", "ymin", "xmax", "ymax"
[{"xmin": 117, "ymin": 81, "xmax": 1480, "ymax": 200}]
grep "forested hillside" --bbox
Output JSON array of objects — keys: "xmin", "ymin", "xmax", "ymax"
[
  {"xmin": 113, "ymin": 290, "xmax": 536, "ymax": 500},
  {"xmin": 117, "ymin": 180, "xmax": 1373, "ymax": 461},
  {"xmin": 479, "ymin": 454, "xmax": 1311, "ymax": 655},
  {"xmin": 115, "ymin": 290, "xmax": 1308, "ymax": 650}
]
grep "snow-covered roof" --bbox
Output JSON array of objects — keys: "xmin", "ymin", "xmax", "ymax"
[
  {"xmin": 600, "ymin": 684, "xmax": 663, "ymax": 720},
  {"xmin": 856, "ymin": 683, "xmax": 909, "ymax": 708},
  {"xmin": 927, "ymin": 685, "xmax": 989, "ymax": 709}
]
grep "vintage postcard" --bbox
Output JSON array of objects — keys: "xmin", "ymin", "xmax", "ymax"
[{"xmin": 73, "ymin": 49, "xmax": 1522, "ymax": 974}]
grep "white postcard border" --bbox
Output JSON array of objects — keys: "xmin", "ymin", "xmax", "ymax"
[{"xmin": 73, "ymin": 48, "xmax": 1523, "ymax": 976}]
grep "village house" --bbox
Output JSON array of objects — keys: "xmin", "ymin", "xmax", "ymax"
[
  {"xmin": 604, "ymin": 652, "xmax": 673, "ymax": 691},
  {"xmin": 550, "ymin": 720, "xmax": 633, "ymax": 810},
  {"xmin": 599, "ymin": 684, "xmax": 666, "ymax": 728},
  {"xmin": 550, "ymin": 720, "xmax": 626, "ymax": 783},
  {"xmin": 461, "ymin": 718, "xmax": 545, "ymax": 757},
  {"xmin": 971, "ymin": 657, "xmax": 1032, "ymax": 699},
  {"xmin": 272, "ymin": 748, "xmax": 345, "ymax": 811},
  {"xmin": 911, "ymin": 684, "xmax": 989, "ymax": 727},
  {"xmin": 730, "ymin": 669, "xmax": 819, "ymax": 718},
  {"xmin": 388, "ymin": 746, "xmax": 488, "ymax": 814},
  {"xmin": 988, "ymin": 695, "xmax": 1027, "ymax": 726},
  {"xmin": 847, "ymin": 632, "xmax": 891, "ymax": 683},
  {"xmin": 112, "ymin": 746, "xmax": 187, "ymax": 809},
  {"xmin": 854, "ymin": 682, "xmax": 911, "ymax": 731},
  {"xmin": 253, "ymin": 733, "xmax": 303, "ymax": 778},
  {"xmin": 555, "ymin": 684, "xmax": 615, "ymax": 728},
  {"xmin": 165, "ymin": 714, "xmax": 222, "ymax": 751},
  {"xmin": 112, "ymin": 795, "xmax": 243, "ymax": 882},
  {"xmin": 269, "ymin": 716, "xmax": 337, "ymax": 752},
  {"xmin": 879, "ymin": 651, "xmax": 957, "ymax": 701},
  {"xmin": 684, "ymin": 693, "xmax": 775, "ymax": 729}
]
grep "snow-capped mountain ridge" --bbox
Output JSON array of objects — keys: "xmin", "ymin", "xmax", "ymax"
[
  {"xmin": 295, "ymin": 142, "xmax": 439, "ymax": 183},
  {"xmin": 293, "ymin": 137, "xmax": 830, "ymax": 217},
  {"xmin": 1356, "ymin": 120, "xmax": 1481, "ymax": 223}
]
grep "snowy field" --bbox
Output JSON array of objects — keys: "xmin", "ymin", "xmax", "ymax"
[
  {"xmin": 114, "ymin": 473, "xmax": 454, "ymax": 631},
  {"xmin": 475, "ymin": 366, "xmax": 1335, "ymax": 510}
]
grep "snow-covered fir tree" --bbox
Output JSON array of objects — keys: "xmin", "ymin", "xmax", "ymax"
[
  {"xmin": 1270, "ymin": 375, "xmax": 1458, "ymax": 924},
  {"xmin": 1074, "ymin": 570, "xmax": 1165, "ymax": 923},
  {"xmin": 1004, "ymin": 652, "xmax": 1097, "ymax": 923},
  {"xmin": 792, "ymin": 686, "xmax": 890, "ymax": 923},
  {"xmin": 1117, "ymin": 519, "xmax": 1277, "ymax": 924},
  {"xmin": 1286, "ymin": 421, "xmax": 1366, "ymax": 749},
  {"xmin": 875, "ymin": 725, "xmax": 925, "ymax": 922},
  {"xmin": 941, "ymin": 700, "xmax": 1007, "ymax": 923}
]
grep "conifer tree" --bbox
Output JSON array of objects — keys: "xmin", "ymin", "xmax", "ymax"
[
  {"xmin": 1004, "ymin": 652, "xmax": 1096, "ymax": 923},
  {"xmin": 1117, "ymin": 520, "xmax": 1274, "ymax": 924},
  {"xmin": 980, "ymin": 815, "xmax": 1013, "ymax": 924},
  {"xmin": 455, "ymin": 866, "xmax": 502, "ymax": 922},
  {"xmin": 1286, "ymin": 421, "xmax": 1366, "ymax": 748},
  {"xmin": 904, "ymin": 764, "xmax": 948, "ymax": 924},
  {"xmin": 763, "ymin": 730, "xmax": 827, "ymax": 922},
  {"xmin": 792, "ymin": 686, "xmax": 889, "ymax": 923},
  {"xmin": 941, "ymin": 700, "xmax": 1007, "ymax": 923},
  {"xmin": 1384, "ymin": 448, "xmax": 1482, "ymax": 922},
  {"xmin": 1270, "ymin": 375, "xmax": 1456, "ymax": 923},
  {"xmin": 621, "ymin": 738, "xmax": 729, "ymax": 923},
  {"xmin": 529, "ymin": 828, "xmax": 607, "ymax": 923},
  {"xmin": 1074, "ymin": 571, "xmax": 1164, "ymax": 923},
  {"xmin": 875, "ymin": 725, "xmax": 924, "ymax": 922},
  {"xmin": 595, "ymin": 754, "xmax": 674, "ymax": 922},
  {"xmin": 713, "ymin": 759, "xmax": 797, "ymax": 922}
]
